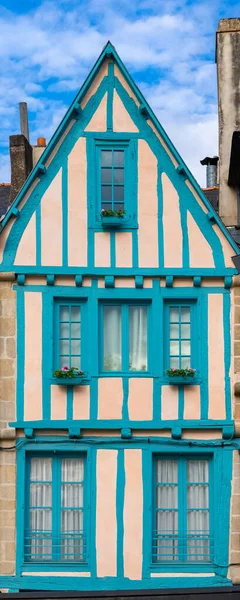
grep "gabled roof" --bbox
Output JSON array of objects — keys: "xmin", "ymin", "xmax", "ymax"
[{"xmin": 1, "ymin": 41, "xmax": 239, "ymax": 257}]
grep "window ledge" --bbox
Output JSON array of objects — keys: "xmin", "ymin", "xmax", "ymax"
[
  {"xmin": 101, "ymin": 216, "xmax": 127, "ymax": 228},
  {"xmin": 50, "ymin": 377, "xmax": 91, "ymax": 386},
  {"xmin": 166, "ymin": 376, "xmax": 199, "ymax": 386}
]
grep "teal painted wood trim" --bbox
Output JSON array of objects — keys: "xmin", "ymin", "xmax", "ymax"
[
  {"xmin": 179, "ymin": 192, "xmax": 189, "ymax": 268},
  {"xmin": 16, "ymin": 290, "xmax": 25, "ymax": 421},
  {"xmin": 135, "ymin": 275, "xmax": 143, "ymax": 288},
  {"xmin": 24, "ymin": 428, "xmax": 34, "ymax": 439},
  {"xmin": 200, "ymin": 292, "xmax": 209, "ymax": 420},
  {"xmin": 9, "ymin": 419, "xmax": 235, "ymax": 433},
  {"xmin": 166, "ymin": 276, "xmax": 173, "ymax": 287},
  {"xmin": 12, "ymin": 207, "xmax": 19, "ymax": 217},
  {"xmin": 121, "ymin": 428, "xmax": 132, "ymax": 439},
  {"xmin": 178, "ymin": 385, "xmax": 184, "ymax": 419},
  {"xmin": 122, "ymin": 377, "xmax": 129, "ymax": 420},
  {"xmin": 107, "ymin": 62, "xmax": 114, "ymax": 131},
  {"xmin": 42, "ymin": 293, "xmax": 53, "ymax": 420},
  {"xmin": 6, "ymin": 265, "xmax": 238, "ymax": 276},
  {"xmin": 194, "ymin": 276, "xmax": 202, "ymax": 287},
  {"xmin": 142, "ymin": 448, "xmax": 152, "ymax": 578},
  {"xmin": 105, "ymin": 275, "xmax": 115, "ymax": 287},
  {"xmin": 110, "ymin": 231, "xmax": 116, "ymax": 268},
  {"xmin": 176, "ymin": 165, "xmax": 187, "ymax": 178},
  {"xmin": 0, "ymin": 575, "xmax": 231, "ymax": 591},
  {"xmin": 66, "ymin": 387, "xmax": 73, "ymax": 420},
  {"xmin": 36, "ymin": 204, "xmax": 41, "ymax": 267},
  {"xmin": 47, "ymin": 274, "xmax": 55, "ymax": 285},
  {"xmin": 62, "ymin": 157, "xmax": 68, "ymax": 267},
  {"xmin": 90, "ymin": 446, "xmax": 97, "ymax": 578},
  {"xmin": 75, "ymin": 275, "xmax": 83, "ymax": 286},
  {"xmin": 223, "ymin": 293, "xmax": 232, "ymax": 421},
  {"xmin": 224, "ymin": 276, "xmax": 232, "ymax": 289},
  {"xmin": 68, "ymin": 427, "xmax": 81, "ymax": 438},
  {"xmin": 116, "ymin": 449, "xmax": 125, "ymax": 578},
  {"xmin": 17, "ymin": 274, "xmax": 25, "ymax": 285}
]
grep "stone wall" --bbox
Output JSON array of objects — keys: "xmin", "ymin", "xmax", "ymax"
[{"xmin": 0, "ymin": 275, "xmax": 16, "ymax": 576}]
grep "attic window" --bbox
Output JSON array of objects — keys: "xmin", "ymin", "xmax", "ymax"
[{"xmin": 101, "ymin": 149, "xmax": 124, "ymax": 211}]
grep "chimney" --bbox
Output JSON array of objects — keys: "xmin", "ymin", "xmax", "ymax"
[
  {"xmin": 216, "ymin": 18, "xmax": 240, "ymax": 226},
  {"xmin": 32, "ymin": 137, "xmax": 46, "ymax": 167},
  {"xmin": 9, "ymin": 103, "xmax": 33, "ymax": 204},
  {"xmin": 200, "ymin": 156, "xmax": 219, "ymax": 187}
]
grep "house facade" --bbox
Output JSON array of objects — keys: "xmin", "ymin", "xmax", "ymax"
[{"xmin": 0, "ymin": 42, "xmax": 240, "ymax": 593}]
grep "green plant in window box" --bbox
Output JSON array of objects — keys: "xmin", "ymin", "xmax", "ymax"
[
  {"xmin": 53, "ymin": 366, "xmax": 85, "ymax": 379},
  {"xmin": 101, "ymin": 208, "xmax": 126, "ymax": 218},
  {"xmin": 166, "ymin": 367, "xmax": 196, "ymax": 378}
]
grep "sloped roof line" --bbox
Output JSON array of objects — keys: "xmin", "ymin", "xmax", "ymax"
[{"xmin": 1, "ymin": 41, "xmax": 239, "ymax": 257}]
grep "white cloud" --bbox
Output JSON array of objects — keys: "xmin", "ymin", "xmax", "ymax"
[{"xmin": 0, "ymin": 0, "xmax": 228, "ymax": 186}]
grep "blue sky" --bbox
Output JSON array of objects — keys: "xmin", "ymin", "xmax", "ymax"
[{"xmin": 0, "ymin": 0, "xmax": 240, "ymax": 186}]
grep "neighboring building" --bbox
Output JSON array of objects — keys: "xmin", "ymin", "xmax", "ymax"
[{"xmin": 0, "ymin": 41, "xmax": 240, "ymax": 596}]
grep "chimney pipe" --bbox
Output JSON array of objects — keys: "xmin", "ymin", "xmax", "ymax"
[
  {"xmin": 19, "ymin": 102, "xmax": 29, "ymax": 141},
  {"xmin": 200, "ymin": 156, "xmax": 219, "ymax": 187}
]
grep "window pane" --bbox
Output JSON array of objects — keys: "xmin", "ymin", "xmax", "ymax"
[
  {"xmin": 101, "ymin": 150, "xmax": 112, "ymax": 166},
  {"xmin": 103, "ymin": 305, "xmax": 122, "ymax": 370},
  {"xmin": 170, "ymin": 324, "xmax": 179, "ymax": 339},
  {"xmin": 170, "ymin": 357, "xmax": 179, "ymax": 368},
  {"xmin": 71, "ymin": 340, "xmax": 80, "ymax": 355},
  {"xmin": 114, "ymin": 202, "xmax": 124, "ymax": 212},
  {"xmin": 62, "ymin": 458, "xmax": 84, "ymax": 482},
  {"xmin": 129, "ymin": 306, "xmax": 147, "ymax": 371},
  {"xmin": 30, "ymin": 457, "xmax": 52, "ymax": 482},
  {"xmin": 71, "ymin": 322, "xmax": 80, "ymax": 338},
  {"xmin": 155, "ymin": 460, "xmax": 178, "ymax": 562},
  {"xmin": 71, "ymin": 306, "xmax": 80, "ymax": 322},
  {"xmin": 114, "ymin": 169, "xmax": 124, "ymax": 184},
  {"xmin": 170, "ymin": 341, "xmax": 179, "ymax": 355},
  {"xmin": 60, "ymin": 322, "xmax": 69, "ymax": 338},
  {"xmin": 181, "ymin": 341, "xmax": 190, "ymax": 355},
  {"xmin": 61, "ymin": 510, "xmax": 84, "ymax": 561},
  {"xmin": 181, "ymin": 324, "xmax": 190, "ymax": 338},
  {"xmin": 60, "ymin": 306, "xmax": 69, "ymax": 321},
  {"xmin": 101, "ymin": 168, "xmax": 112, "ymax": 183},
  {"xmin": 30, "ymin": 484, "xmax": 52, "ymax": 507},
  {"xmin": 114, "ymin": 150, "xmax": 124, "ymax": 166},
  {"xmin": 187, "ymin": 460, "xmax": 210, "ymax": 561},
  {"xmin": 101, "ymin": 186, "xmax": 112, "ymax": 201},
  {"xmin": 60, "ymin": 339, "xmax": 70, "ymax": 355},
  {"xmin": 170, "ymin": 307, "xmax": 179, "ymax": 322},
  {"xmin": 71, "ymin": 356, "xmax": 81, "ymax": 369},
  {"xmin": 181, "ymin": 307, "xmax": 190, "ymax": 322},
  {"xmin": 181, "ymin": 357, "xmax": 190, "ymax": 369},
  {"xmin": 114, "ymin": 186, "xmax": 124, "ymax": 201}
]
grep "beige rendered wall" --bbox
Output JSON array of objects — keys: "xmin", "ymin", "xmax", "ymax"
[{"xmin": 0, "ymin": 275, "xmax": 16, "ymax": 576}]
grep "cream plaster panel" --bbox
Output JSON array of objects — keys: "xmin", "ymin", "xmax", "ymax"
[
  {"xmin": 212, "ymin": 224, "xmax": 235, "ymax": 268},
  {"xmin": 22, "ymin": 572, "xmax": 90, "ymax": 577},
  {"xmin": 124, "ymin": 449, "xmax": 143, "ymax": 580},
  {"xmin": 26, "ymin": 276, "xmax": 46, "ymax": 285},
  {"xmin": 41, "ymin": 170, "xmax": 62, "ymax": 266},
  {"xmin": 161, "ymin": 385, "xmax": 178, "ymax": 420},
  {"xmin": 45, "ymin": 121, "xmax": 75, "ymax": 168},
  {"xmin": 0, "ymin": 220, "xmax": 14, "ymax": 264},
  {"xmin": 208, "ymin": 294, "xmax": 226, "ymax": 419},
  {"xmin": 185, "ymin": 181, "xmax": 208, "ymax": 214},
  {"xmin": 187, "ymin": 211, "xmax": 215, "ymax": 268},
  {"xmin": 51, "ymin": 386, "xmax": 66, "ymax": 420},
  {"xmin": 113, "ymin": 90, "xmax": 139, "ymax": 133},
  {"xmin": 183, "ymin": 386, "xmax": 200, "ymax": 420},
  {"xmin": 162, "ymin": 173, "xmax": 182, "ymax": 268},
  {"xmin": 97, "ymin": 277, "xmax": 105, "ymax": 288},
  {"xmin": 147, "ymin": 121, "xmax": 178, "ymax": 167},
  {"xmin": 81, "ymin": 61, "xmax": 109, "ymax": 109},
  {"xmin": 182, "ymin": 430, "xmax": 222, "ymax": 439},
  {"xmin": 173, "ymin": 278, "xmax": 193, "ymax": 287},
  {"xmin": 114, "ymin": 65, "xmax": 140, "ymax": 106},
  {"xmin": 96, "ymin": 449, "xmax": 117, "ymax": 577},
  {"xmin": 73, "ymin": 386, "xmax": 90, "ymax": 420},
  {"xmin": 68, "ymin": 137, "xmax": 87, "ymax": 266},
  {"xmin": 128, "ymin": 378, "xmax": 153, "ymax": 420},
  {"xmin": 24, "ymin": 293, "xmax": 42, "ymax": 420},
  {"xmin": 202, "ymin": 278, "xmax": 224, "ymax": 287},
  {"xmin": 14, "ymin": 212, "xmax": 36, "ymax": 265},
  {"xmin": 98, "ymin": 378, "xmax": 123, "ymax": 419},
  {"xmin": 138, "ymin": 140, "xmax": 158, "ymax": 267},
  {"xmin": 55, "ymin": 276, "xmax": 75, "ymax": 286},
  {"xmin": 134, "ymin": 430, "xmax": 171, "ymax": 437},
  {"xmin": 115, "ymin": 277, "xmax": 135, "ymax": 288},
  {"xmin": 94, "ymin": 232, "xmax": 110, "ymax": 267},
  {"xmin": 143, "ymin": 278, "xmax": 153, "ymax": 288},
  {"xmin": 115, "ymin": 232, "xmax": 132, "ymax": 268},
  {"xmin": 85, "ymin": 93, "xmax": 107, "ymax": 132},
  {"xmin": 82, "ymin": 277, "xmax": 92, "ymax": 287}
]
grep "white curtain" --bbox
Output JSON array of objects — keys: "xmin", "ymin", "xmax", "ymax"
[
  {"xmin": 187, "ymin": 460, "xmax": 209, "ymax": 561},
  {"xmin": 103, "ymin": 306, "xmax": 122, "ymax": 370},
  {"xmin": 129, "ymin": 306, "xmax": 147, "ymax": 371},
  {"xmin": 61, "ymin": 458, "xmax": 84, "ymax": 561},
  {"xmin": 156, "ymin": 460, "xmax": 178, "ymax": 561},
  {"xmin": 29, "ymin": 457, "xmax": 52, "ymax": 560},
  {"xmin": 156, "ymin": 459, "xmax": 209, "ymax": 562}
]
